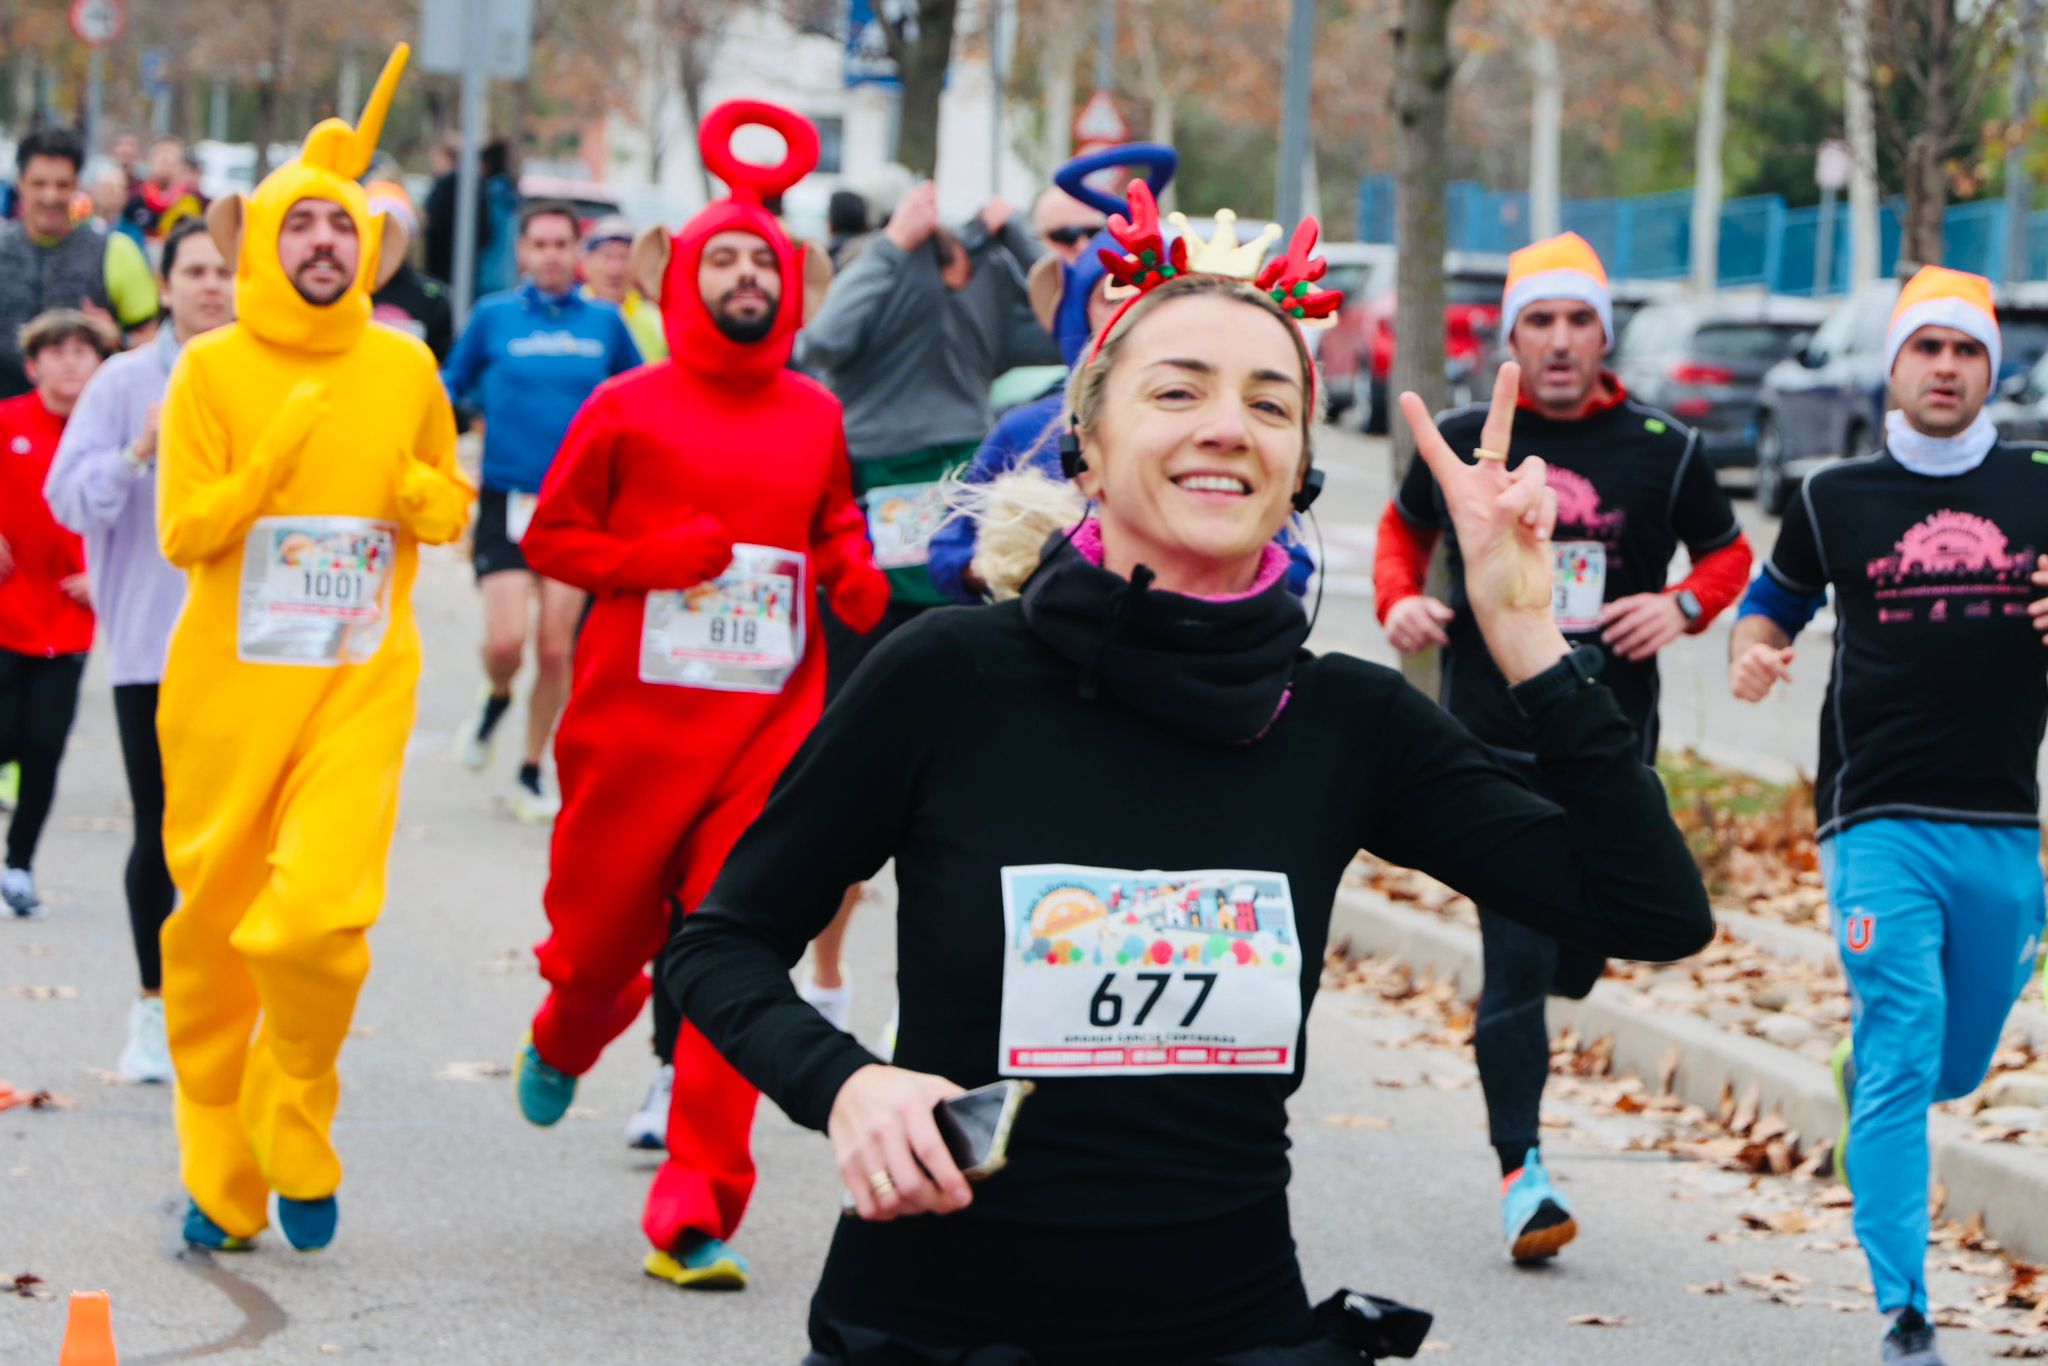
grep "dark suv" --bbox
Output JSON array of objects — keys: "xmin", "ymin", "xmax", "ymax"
[{"xmin": 1754, "ymin": 281, "xmax": 2048, "ymax": 514}]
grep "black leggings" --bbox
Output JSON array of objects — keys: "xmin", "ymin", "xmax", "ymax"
[
  {"xmin": 1474, "ymin": 905, "xmax": 1607, "ymax": 1162},
  {"xmin": 0, "ymin": 650, "xmax": 85, "ymax": 873},
  {"xmin": 113, "ymin": 683, "xmax": 176, "ymax": 991}
]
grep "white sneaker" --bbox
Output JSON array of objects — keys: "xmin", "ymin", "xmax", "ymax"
[
  {"xmin": 797, "ymin": 975, "xmax": 853, "ymax": 1032},
  {"xmin": 454, "ymin": 689, "xmax": 503, "ymax": 773},
  {"xmin": 118, "ymin": 997, "xmax": 174, "ymax": 1084},
  {"xmin": 511, "ymin": 778, "xmax": 561, "ymax": 825},
  {"xmin": 625, "ymin": 1064, "xmax": 673, "ymax": 1150},
  {"xmin": 2, "ymin": 867, "xmax": 42, "ymax": 918}
]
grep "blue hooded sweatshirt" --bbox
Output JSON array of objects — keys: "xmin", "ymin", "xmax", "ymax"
[{"xmin": 441, "ymin": 280, "xmax": 643, "ymax": 494}]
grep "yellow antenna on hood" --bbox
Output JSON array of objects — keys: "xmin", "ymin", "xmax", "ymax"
[
  {"xmin": 347, "ymin": 43, "xmax": 409, "ymax": 178},
  {"xmin": 296, "ymin": 42, "xmax": 409, "ymax": 178}
]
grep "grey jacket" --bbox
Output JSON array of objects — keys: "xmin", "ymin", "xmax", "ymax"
[{"xmin": 797, "ymin": 218, "xmax": 1051, "ymax": 460}]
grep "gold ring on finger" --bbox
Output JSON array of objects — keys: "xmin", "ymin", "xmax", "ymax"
[
  {"xmin": 1473, "ymin": 446, "xmax": 1508, "ymax": 463},
  {"xmin": 868, "ymin": 1169, "xmax": 896, "ymax": 1195}
]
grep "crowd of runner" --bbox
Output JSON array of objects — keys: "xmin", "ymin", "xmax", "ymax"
[{"xmin": 6, "ymin": 43, "xmax": 2047, "ymax": 1366}]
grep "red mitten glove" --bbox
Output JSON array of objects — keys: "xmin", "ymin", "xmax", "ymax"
[
  {"xmin": 829, "ymin": 558, "xmax": 892, "ymax": 633},
  {"xmin": 638, "ymin": 514, "xmax": 734, "ymax": 589}
]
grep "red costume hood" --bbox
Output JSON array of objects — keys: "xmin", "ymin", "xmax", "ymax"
[{"xmin": 660, "ymin": 101, "xmax": 819, "ymax": 386}]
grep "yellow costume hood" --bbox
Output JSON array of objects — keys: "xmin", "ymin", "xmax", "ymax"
[{"xmin": 206, "ymin": 44, "xmax": 412, "ymax": 353}]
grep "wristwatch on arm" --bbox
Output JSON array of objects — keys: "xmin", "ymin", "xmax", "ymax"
[{"xmin": 1674, "ymin": 588, "xmax": 1703, "ymax": 625}]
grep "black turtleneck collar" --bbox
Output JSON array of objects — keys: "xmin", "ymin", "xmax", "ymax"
[{"xmin": 1019, "ymin": 536, "xmax": 1310, "ymax": 746}]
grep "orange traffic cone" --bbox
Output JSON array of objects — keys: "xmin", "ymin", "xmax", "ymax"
[{"xmin": 59, "ymin": 1290, "xmax": 117, "ymax": 1365}]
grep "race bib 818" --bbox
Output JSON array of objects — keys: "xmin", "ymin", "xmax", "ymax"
[{"xmin": 997, "ymin": 864, "xmax": 1304, "ymax": 1077}]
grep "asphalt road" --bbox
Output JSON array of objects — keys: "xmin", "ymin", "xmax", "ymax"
[{"xmin": 0, "ymin": 445, "xmax": 2026, "ymax": 1364}]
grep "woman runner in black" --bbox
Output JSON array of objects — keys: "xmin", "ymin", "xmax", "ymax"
[{"xmin": 668, "ymin": 195, "xmax": 1712, "ymax": 1364}]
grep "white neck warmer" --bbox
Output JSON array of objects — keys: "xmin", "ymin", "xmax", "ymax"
[{"xmin": 1885, "ymin": 408, "xmax": 1998, "ymax": 478}]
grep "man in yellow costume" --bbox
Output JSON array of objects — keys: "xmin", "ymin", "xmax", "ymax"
[{"xmin": 154, "ymin": 45, "xmax": 472, "ymax": 1253}]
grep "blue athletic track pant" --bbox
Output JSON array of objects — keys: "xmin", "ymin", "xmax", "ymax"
[{"xmin": 1825, "ymin": 818, "xmax": 2045, "ymax": 1315}]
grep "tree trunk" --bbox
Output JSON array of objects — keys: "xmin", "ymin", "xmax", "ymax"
[
  {"xmin": 1390, "ymin": 0, "xmax": 1456, "ymax": 470},
  {"xmin": 886, "ymin": 0, "xmax": 959, "ymax": 177},
  {"xmin": 1039, "ymin": 13, "xmax": 1078, "ymax": 173},
  {"xmin": 1689, "ymin": 0, "xmax": 1731, "ymax": 293},
  {"xmin": 1843, "ymin": 0, "xmax": 1881, "ymax": 286},
  {"xmin": 1390, "ymin": 0, "xmax": 1458, "ymax": 694},
  {"xmin": 1526, "ymin": 28, "xmax": 1561, "ymax": 239},
  {"xmin": 1898, "ymin": 1, "xmax": 1955, "ymax": 273}
]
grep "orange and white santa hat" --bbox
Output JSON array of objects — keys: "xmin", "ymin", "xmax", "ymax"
[
  {"xmin": 1501, "ymin": 231, "xmax": 1613, "ymax": 352},
  {"xmin": 1886, "ymin": 265, "xmax": 2000, "ymax": 380}
]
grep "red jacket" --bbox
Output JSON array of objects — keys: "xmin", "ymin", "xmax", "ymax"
[{"xmin": 0, "ymin": 393, "xmax": 93, "ymax": 657}]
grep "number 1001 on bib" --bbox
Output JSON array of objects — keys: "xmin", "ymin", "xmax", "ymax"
[{"xmin": 997, "ymin": 865, "xmax": 1304, "ymax": 1076}]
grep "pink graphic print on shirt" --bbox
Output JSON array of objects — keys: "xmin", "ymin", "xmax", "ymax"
[
  {"xmin": 1864, "ymin": 510, "xmax": 2036, "ymax": 624},
  {"xmin": 1546, "ymin": 466, "xmax": 1626, "ymax": 542}
]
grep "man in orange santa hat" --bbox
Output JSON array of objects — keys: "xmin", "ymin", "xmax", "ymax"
[{"xmin": 509, "ymin": 101, "xmax": 888, "ymax": 1289}]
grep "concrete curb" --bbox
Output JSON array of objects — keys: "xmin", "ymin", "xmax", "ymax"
[{"xmin": 1329, "ymin": 885, "xmax": 2048, "ymax": 1262}]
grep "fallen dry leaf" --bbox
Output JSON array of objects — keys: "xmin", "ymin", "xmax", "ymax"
[
  {"xmin": 1320, "ymin": 1114, "xmax": 1392, "ymax": 1130},
  {"xmin": 1686, "ymin": 1282, "xmax": 1728, "ymax": 1295},
  {"xmin": 8, "ymin": 1272, "xmax": 51, "ymax": 1300},
  {"xmin": 9, "ymin": 985, "xmax": 76, "ymax": 1000},
  {"xmin": 435, "ymin": 1061, "xmax": 510, "ymax": 1082},
  {"xmin": 1566, "ymin": 1314, "xmax": 1628, "ymax": 1327}
]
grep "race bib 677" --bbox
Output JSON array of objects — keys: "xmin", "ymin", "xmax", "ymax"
[{"xmin": 997, "ymin": 864, "xmax": 1304, "ymax": 1076}]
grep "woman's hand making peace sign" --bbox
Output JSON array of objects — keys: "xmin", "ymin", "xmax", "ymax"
[{"xmin": 1399, "ymin": 363, "xmax": 1573, "ymax": 685}]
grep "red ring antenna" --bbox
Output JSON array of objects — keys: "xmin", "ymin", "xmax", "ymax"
[{"xmin": 698, "ymin": 101, "xmax": 820, "ymax": 205}]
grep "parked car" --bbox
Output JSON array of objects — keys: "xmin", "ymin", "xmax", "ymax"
[
  {"xmin": 1319, "ymin": 254, "xmax": 1507, "ymax": 432},
  {"xmin": 1753, "ymin": 281, "xmax": 2048, "ymax": 514},
  {"xmin": 1989, "ymin": 348, "xmax": 2048, "ymax": 443},
  {"xmin": 1612, "ymin": 296, "xmax": 1825, "ymax": 472},
  {"xmin": 1306, "ymin": 242, "xmax": 1394, "ymax": 366}
]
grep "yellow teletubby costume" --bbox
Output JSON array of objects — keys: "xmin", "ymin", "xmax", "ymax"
[{"xmin": 155, "ymin": 44, "xmax": 472, "ymax": 1250}]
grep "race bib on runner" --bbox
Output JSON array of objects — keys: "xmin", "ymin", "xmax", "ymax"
[
  {"xmin": 237, "ymin": 516, "xmax": 397, "ymax": 666},
  {"xmin": 863, "ymin": 481, "xmax": 949, "ymax": 569},
  {"xmin": 640, "ymin": 544, "xmax": 805, "ymax": 694},
  {"xmin": 998, "ymin": 864, "xmax": 1303, "ymax": 1077},
  {"xmin": 506, "ymin": 490, "xmax": 539, "ymax": 544},
  {"xmin": 1551, "ymin": 541, "xmax": 1608, "ymax": 634}
]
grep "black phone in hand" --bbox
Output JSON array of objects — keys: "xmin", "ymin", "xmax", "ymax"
[{"xmin": 934, "ymin": 1079, "xmax": 1033, "ymax": 1180}]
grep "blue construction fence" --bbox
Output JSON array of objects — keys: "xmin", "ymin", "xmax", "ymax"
[{"xmin": 1356, "ymin": 175, "xmax": 2048, "ymax": 293}]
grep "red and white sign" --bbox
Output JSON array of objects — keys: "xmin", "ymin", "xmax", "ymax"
[
  {"xmin": 1072, "ymin": 90, "xmax": 1131, "ymax": 149},
  {"xmin": 69, "ymin": 0, "xmax": 125, "ymax": 46}
]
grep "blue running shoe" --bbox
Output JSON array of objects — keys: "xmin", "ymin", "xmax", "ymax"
[
  {"xmin": 183, "ymin": 1200, "xmax": 254, "ymax": 1251},
  {"xmin": 514, "ymin": 1033, "xmax": 576, "ymax": 1127},
  {"xmin": 1832, "ymin": 1037, "xmax": 1857, "ymax": 1194},
  {"xmin": 278, "ymin": 1195, "xmax": 337, "ymax": 1251},
  {"xmin": 1501, "ymin": 1148, "xmax": 1577, "ymax": 1263},
  {"xmin": 644, "ymin": 1231, "xmax": 750, "ymax": 1290}
]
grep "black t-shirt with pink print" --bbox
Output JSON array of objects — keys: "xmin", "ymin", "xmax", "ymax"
[
  {"xmin": 1395, "ymin": 394, "xmax": 1741, "ymax": 759},
  {"xmin": 1762, "ymin": 444, "xmax": 2048, "ymax": 840}
]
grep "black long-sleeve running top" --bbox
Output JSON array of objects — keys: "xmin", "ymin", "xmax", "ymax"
[{"xmin": 668, "ymin": 545, "xmax": 1712, "ymax": 1232}]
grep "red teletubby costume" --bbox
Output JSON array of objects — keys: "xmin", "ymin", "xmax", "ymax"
[{"xmin": 518, "ymin": 101, "xmax": 888, "ymax": 1263}]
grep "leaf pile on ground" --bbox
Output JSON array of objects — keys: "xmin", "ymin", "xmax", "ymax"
[{"xmin": 1322, "ymin": 948, "xmax": 2048, "ymax": 1347}]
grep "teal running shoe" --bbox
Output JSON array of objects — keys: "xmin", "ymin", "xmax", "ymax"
[
  {"xmin": 1832, "ymin": 1037, "xmax": 1857, "ymax": 1194},
  {"xmin": 182, "ymin": 1200, "xmax": 254, "ymax": 1251},
  {"xmin": 278, "ymin": 1195, "xmax": 337, "ymax": 1251},
  {"xmin": 644, "ymin": 1231, "xmax": 750, "ymax": 1290},
  {"xmin": 514, "ymin": 1033, "xmax": 576, "ymax": 1127},
  {"xmin": 1501, "ymin": 1148, "xmax": 1578, "ymax": 1263}
]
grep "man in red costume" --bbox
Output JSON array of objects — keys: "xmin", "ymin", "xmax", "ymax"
[{"xmin": 509, "ymin": 101, "xmax": 888, "ymax": 1290}]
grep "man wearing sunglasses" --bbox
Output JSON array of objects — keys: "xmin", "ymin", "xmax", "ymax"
[{"xmin": 1030, "ymin": 185, "xmax": 1106, "ymax": 267}]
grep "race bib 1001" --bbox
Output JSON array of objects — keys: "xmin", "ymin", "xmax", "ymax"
[
  {"xmin": 997, "ymin": 864, "xmax": 1304, "ymax": 1077},
  {"xmin": 864, "ymin": 481, "xmax": 949, "ymax": 570},
  {"xmin": 639, "ymin": 544, "xmax": 805, "ymax": 694},
  {"xmin": 237, "ymin": 516, "xmax": 397, "ymax": 666},
  {"xmin": 1551, "ymin": 540, "xmax": 1608, "ymax": 634}
]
